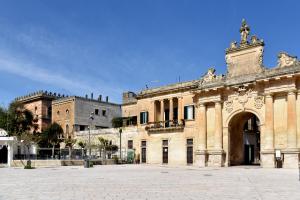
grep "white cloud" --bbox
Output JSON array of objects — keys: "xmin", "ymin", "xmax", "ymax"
[{"xmin": 0, "ymin": 56, "xmax": 123, "ymax": 102}]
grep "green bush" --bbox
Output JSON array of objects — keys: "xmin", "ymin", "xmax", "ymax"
[
  {"xmin": 24, "ymin": 165, "xmax": 35, "ymax": 169},
  {"xmin": 112, "ymin": 155, "xmax": 119, "ymax": 164}
]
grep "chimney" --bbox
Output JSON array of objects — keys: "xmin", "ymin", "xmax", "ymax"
[
  {"xmin": 85, "ymin": 94, "xmax": 88, "ymax": 99},
  {"xmin": 98, "ymin": 95, "xmax": 102, "ymax": 101},
  {"xmin": 91, "ymin": 93, "xmax": 93, "ymax": 99},
  {"xmin": 106, "ymin": 96, "xmax": 109, "ymax": 102}
]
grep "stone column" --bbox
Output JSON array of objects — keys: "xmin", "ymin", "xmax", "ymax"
[
  {"xmin": 195, "ymin": 103, "xmax": 207, "ymax": 167},
  {"xmin": 199, "ymin": 103, "xmax": 207, "ymax": 151},
  {"xmin": 160, "ymin": 100, "xmax": 164, "ymax": 122},
  {"xmin": 7, "ymin": 142, "xmax": 13, "ymax": 167},
  {"xmin": 264, "ymin": 93, "xmax": 274, "ymax": 150},
  {"xmin": 284, "ymin": 90, "xmax": 299, "ymax": 168},
  {"xmin": 261, "ymin": 93, "xmax": 275, "ymax": 168},
  {"xmin": 214, "ymin": 101, "xmax": 223, "ymax": 150},
  {"xmin": 169, "ymin": 98, "xmax": 173, "ymax": 122},
  {"xmin": 297, "ymin": 91, "xmax": 300, "ymax": 148},
  {"xmin": 287, "ymin": 90, "xmax": 297, "ymax": 149},
  {"xmin": 207, "ymin": 101, "xmax": 224, "ymax": 167},
  {"xmin": 153, "ymin": 101, "xmax": 157, "ymax": 122},
  {"xmin": 178, "ymin": 97, "xmax": 183, "ymax": 121}
]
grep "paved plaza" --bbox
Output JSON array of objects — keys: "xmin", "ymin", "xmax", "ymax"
[{"xmin": 0, "ymin": 165, "xmax": 299, "ymax": 200}]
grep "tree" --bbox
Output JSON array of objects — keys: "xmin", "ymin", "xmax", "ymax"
[
  {"xmin": 42, "ymin": 123, "xmax": 63, "ymax": 159},
  {"xmin": 5, "ymin": 101, "xmax": 38, "ymax": 168},
  {"xmin": 65, "ymin": 138, "xmax": 77, "ymax": 159},
  {"xmin": 0, "ymin": 106, "xmax": 8, "ymax": 130},
  {"xmin": 78, "ymin": 141, "xmax": 87, "ymax": 158},
  {"xmin": 98, "ymin": 137, "xmax": 118, "ymax": 160},
  {"xmin": 6, "ymin": 101, "xmax": 37, "ymax": 136},
  {"xmin": 111, "ymin": 117, "xmax": 123, "ymax": 128}
]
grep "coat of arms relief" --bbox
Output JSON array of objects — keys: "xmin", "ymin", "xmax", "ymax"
[{"xmin": 224, "ymin": 86, "xmax": 264, "ymax": 113}]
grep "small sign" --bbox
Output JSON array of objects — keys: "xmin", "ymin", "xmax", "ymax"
[{"xmin": 275, "ymin": 150, "xmax": 281, "ymax": 158}]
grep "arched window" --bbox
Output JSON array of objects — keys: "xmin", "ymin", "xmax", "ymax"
[
  {"xmin": 66, "ymin": 109, "xmax": 70, "ymax": 119},
  {"xmin": 66, "ymin": 124, "xmax": 69, "ymax": 138}
]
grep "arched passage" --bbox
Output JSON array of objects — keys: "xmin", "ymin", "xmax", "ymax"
[
  {"xmin": 0, "ymin": 145, "xmax": 8, "ymax": 164},
  {"xmin": 228, "ymin": 111, "xmax": 261, "ymax": 166}
]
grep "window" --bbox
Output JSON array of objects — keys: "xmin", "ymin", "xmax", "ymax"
[
  {"xmin": 141, "ymin": 141, "xmax": 147, "ymax": 147},
  {"xmin": 128, "ymin": 140, "xmax": 133, "ymax": 149},
  {"xmin": 57, "ymin": 111, "xmax": 60, "ymax": 116},
  {"xmin": 48, "ymin": 106, "xmax": 52, "ymax": 119},
  {"xmin": 184, "ymin": 105, "xmax": 195, "ymax": 120},
  {"xmin": 79, "ymin": 125, "xmax": 86, "ymax": 131},
  {"xmin": 140, "ymin": 112, "xmax": 148, "ymax": 124},
  {"xmin": 66, "ymin": 124, "xmax": 69, "ymax": 137},
  {"xmin": 95, "ymin": 109, "xmax": 99, "ymax": 115},
  {"xmin": 187, "ymin": 139, "xmax": 193, "ymax": 145},
  {"xmin": 162, "ymin": 140, "xmax": 168, "ymax": 146},
  {"xmin": 102, "ymin": 110, "xmax": 106, "ymax": 116}
]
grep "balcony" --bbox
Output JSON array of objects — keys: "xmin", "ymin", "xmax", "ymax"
[{"xmin": 145, "ymin": 120, "xmax": 185, "ymax": 133}]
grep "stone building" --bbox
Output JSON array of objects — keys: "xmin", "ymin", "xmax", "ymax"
[
  {"xmin": 121, "ymin": 20, "xmax": 300, "ymax": 168},
  {"xmin": 15, "ymin": 91, "xmax": 62, "ymax": 132},
  {"xmin": 52, "ymin": 95, "xmax": 121, "ymax": 138}
]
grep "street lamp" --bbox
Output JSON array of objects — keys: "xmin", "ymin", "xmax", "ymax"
[
  {"xmin": 85, "ymin": 112, "xmax": 94, "ymax": 168},
  {"xmin": 119, "ymin": 128, "xmax": 122, "ymax": 163}
]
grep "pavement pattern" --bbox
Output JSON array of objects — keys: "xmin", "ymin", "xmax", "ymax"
[{"xmin": 0, "ymin": 165, "xmax": 299, "ymax": 200}]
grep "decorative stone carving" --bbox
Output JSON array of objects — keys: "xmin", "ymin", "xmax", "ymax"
[
  {"xmin": 240, "ymin": 19, "xmax": 250, "ymax": 45},
  {"xmin": 254, "ymin": 96, "xmax": 264, "ymax": 109},
  {"xmin": 234, "ymin": 86, "xmax": 253, "ymax": 106},
  {"xmin": 277, "ymin": 52, "xmax": 299, "ymax": 68},
  {"xmin": 202, "ymin": 68, "xmax": 223, "ymax": 83},
  {"xmin": 229, "ymin": 41, "xmax": 237, "ymax": 49},
  {"xmin": 0, "ymin": 129, "xmax": 8, "ymax": 137},
  {"xmin": 225, "ymin": 100, "xmax": 233, "ymax": 113}
]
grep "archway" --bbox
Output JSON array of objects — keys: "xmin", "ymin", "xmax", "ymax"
[
  {"xmin": 0, "ymin": 145, "xmax": 8, "ymax": 164},
  {"xmin": 229, "ymin": 112, "xmax": 261, "ymax": 166}
]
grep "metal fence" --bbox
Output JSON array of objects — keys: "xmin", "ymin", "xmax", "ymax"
[
  {"xmin": 14, "ymin": 148, "xmax": 86, "ymax": 160},
  {"xmin": 13, "ymin": 147, "xmax": 124, "ymax": 161}
]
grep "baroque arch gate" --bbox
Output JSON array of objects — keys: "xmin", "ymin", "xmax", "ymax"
[{"xmin": 228, "ymin": 111, "xmax": 261, "ymax": 166}]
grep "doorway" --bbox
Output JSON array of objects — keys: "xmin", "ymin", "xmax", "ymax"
[
  {"xmin": 162, "ymin": 140, "xmax": 168, "ymax": 164},
  {"xmin": 141, "ymin": 141, "xmax": 147, "ymax": 163},
  {"xmin": 229, "ymin": 112, "xmax": 260, "ymax": 166},
  {"xmin": 0, "ymin": 145, "xmax": 8, "ymax": 164}
]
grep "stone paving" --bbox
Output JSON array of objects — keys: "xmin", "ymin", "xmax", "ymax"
[{"xmin": 0, "ymin": 165, "xmax": 299, "ymax": 200}]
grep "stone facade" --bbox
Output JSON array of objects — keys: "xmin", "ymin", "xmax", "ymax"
[
  {"xmin": 15, "ymin": 91, "xmax": 62, "ymax": 132},
  {"xmin": 121, "ymin": 20, "xmax": 300, "ymax": 168},
  {"xmin": 52, "ymin": 96, "xmax": 122, "ymax": 138}
]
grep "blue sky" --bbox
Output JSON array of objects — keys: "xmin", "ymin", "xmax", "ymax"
[{"xmin": 0, "ymin": 0, "xmax": 300, "ymax": 106}]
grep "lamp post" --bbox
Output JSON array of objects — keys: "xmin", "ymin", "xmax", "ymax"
[
  {"xmin": 85, "ymin": 112, "xmax": 94, "ymax": 168},
  {"xmin": 89, "ymin": 112, "xmax": 94, "ymax": 159},
  {"xmin": 119, "ymin": 128, "xmax": 122, "ymax": 163}
]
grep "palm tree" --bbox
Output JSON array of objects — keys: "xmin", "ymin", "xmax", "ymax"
[
  {"xmin": 6, "ymin": 101, "xmax": 38, "ymax": 168},
  {"xmin": 42, "ymin": 123, "xmax": 63, "ymax": 159},
  {"xmin": 78, "ymin": 141, "xmax": 86, "ymax": 159},
  {"xmin": 65, "ymin": 138, "xmax": 77, "ymax": 159}
]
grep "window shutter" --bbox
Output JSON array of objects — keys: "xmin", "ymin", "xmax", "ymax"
[
  {"xmin": 146, "ymin": 112, "xmax": 149, "ymax": 123},
  {"xmin": 140, "ymin": 112, "xmax": 143, "ymax": 124},
  {"xmin": 192, "ymin": 105, "xmax": 195, "ymax": 119},
  {"xmin": 184, "ymin": 106, "xmax": 187, "ymax": 119}
]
